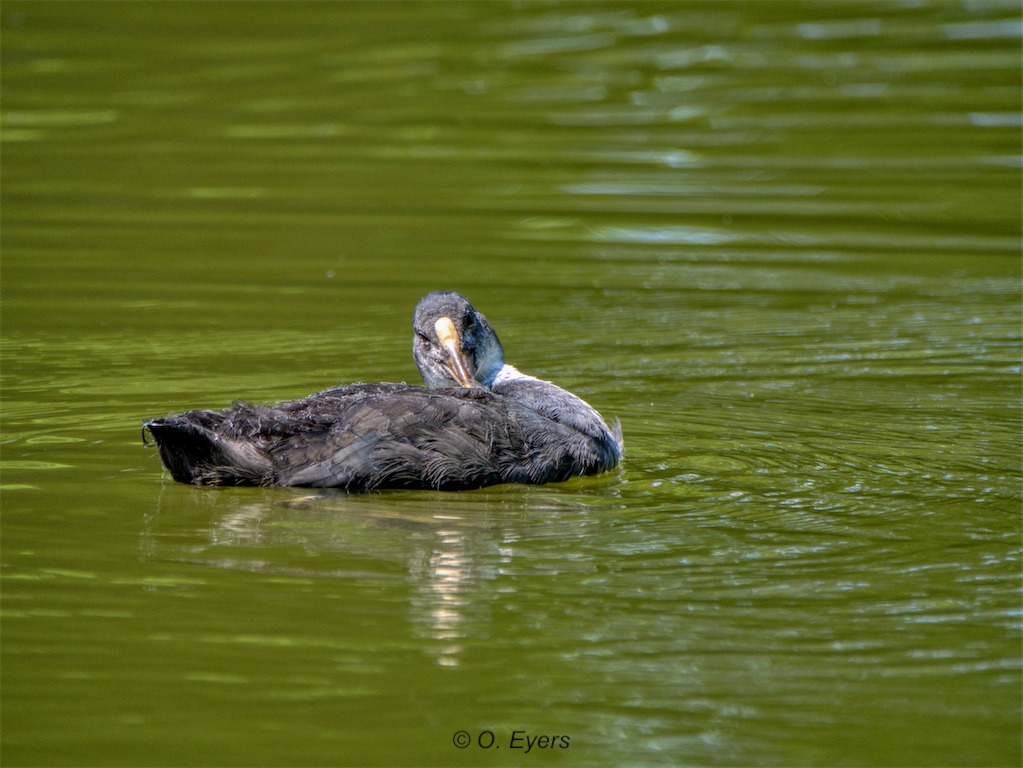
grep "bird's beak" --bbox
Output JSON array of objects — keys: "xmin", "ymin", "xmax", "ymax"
[{"xmin": 434, "ymin": 316, "xmax": 477, "ymax": 387}]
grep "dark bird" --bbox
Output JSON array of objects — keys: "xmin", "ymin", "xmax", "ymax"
[{"xmin": 144, "ymin": 291, "xmax": 621, "ymax": 491}]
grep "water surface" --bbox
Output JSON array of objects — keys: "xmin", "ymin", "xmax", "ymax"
[{"xmin": 2, "ymin": 2, "xmax": 1020, "ymax": 766}]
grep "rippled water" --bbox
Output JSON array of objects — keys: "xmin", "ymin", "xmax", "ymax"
[{"xmin": 2, "ymin": 2, "xmax": 1020, "ymax": 766}]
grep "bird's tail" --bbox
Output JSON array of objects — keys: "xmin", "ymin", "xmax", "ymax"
[{"xmin": 143, "ymin": 415, "xmax": 272, "ymax": 486}]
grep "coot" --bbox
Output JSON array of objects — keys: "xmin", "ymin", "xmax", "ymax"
[{"xmin": 144, "ymin": 291, "xmax": 621, "ymax": 490}]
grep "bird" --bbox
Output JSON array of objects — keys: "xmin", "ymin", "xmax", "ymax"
[{"xmin": 143, "ymin": 290, "xmax": 622, "ymax": 491}]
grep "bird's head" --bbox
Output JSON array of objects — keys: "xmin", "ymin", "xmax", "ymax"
[{"xmin": 412, "ymin": 291, "xmax": 505, "ymax": 389}]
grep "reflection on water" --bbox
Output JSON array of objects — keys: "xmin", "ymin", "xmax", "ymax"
[
  {"xmin": 143, "ymin": 491, "xmax": 614, "ymax": 671},
  {"xmin": 2, "ymin": 0, "xmax": 1020, "ymax": 765},
  {"xmin": 408, "ymin": 532, "xmax": 474, "ymax": 668}
]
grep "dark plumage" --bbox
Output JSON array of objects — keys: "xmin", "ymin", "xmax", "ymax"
[{"xmin": 144, "ymin": 291, "xmax": 622, "ymax": 491}]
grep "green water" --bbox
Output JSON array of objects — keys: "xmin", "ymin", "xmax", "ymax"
[{"xmin": 2, "ymin": 2, "xmax": 1020, "ymax": 766}]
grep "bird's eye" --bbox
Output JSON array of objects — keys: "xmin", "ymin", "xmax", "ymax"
[{"xmin": 415, "ymin": 331, "xmax": 430, "ymax": 343}]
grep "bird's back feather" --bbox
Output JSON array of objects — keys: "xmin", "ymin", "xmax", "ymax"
[{"xmin": 144, "ymin": 382, "xmax": 619, "ymax": 491}]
